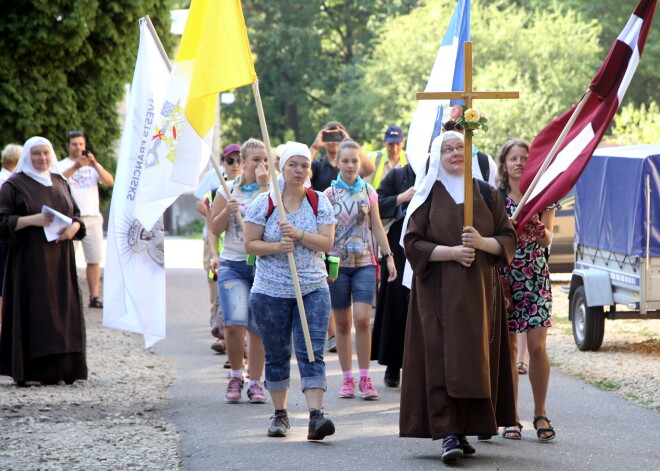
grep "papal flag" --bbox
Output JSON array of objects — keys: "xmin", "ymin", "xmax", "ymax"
[
  {"xmin": 516, "ymin": 0, "xmax": 657, "ymax": 230},
  {"xmin": 104, "ymin": 18, "xmax": 169, "ymax": 347},
  {"xmin": 134, "ymin": 0, "xmax": 257, "ymax": 230},
  {"xmin": 405, "ymin": 0, "xmax": 470, "ymax": 176}
]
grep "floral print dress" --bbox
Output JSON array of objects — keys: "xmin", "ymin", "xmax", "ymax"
[{"xmin": 502, "ymin": 196, "xmax": 559, "ymax": 333}]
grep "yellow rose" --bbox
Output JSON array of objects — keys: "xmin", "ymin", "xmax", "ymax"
[{"xmin": 464, "ymin": 108, "xmax": 480, "ymax": 123}]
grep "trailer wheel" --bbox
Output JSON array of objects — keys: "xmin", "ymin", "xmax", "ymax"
[{"xmin": 571, "ymin": 285, "xmax": 605, "ymax": 351}]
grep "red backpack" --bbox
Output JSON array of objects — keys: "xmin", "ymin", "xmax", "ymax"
[{"xmin": 265, "ymin": 187, "xmax": 319, "ymax": 219}]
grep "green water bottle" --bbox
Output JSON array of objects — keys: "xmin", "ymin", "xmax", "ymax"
[
  {"xmin": 325, "ymin": 255, "xmax": 340, "ymax": 280},
  {"xmin": 246, "ymin": 254, "xmax": 256, "ymax": 266}
]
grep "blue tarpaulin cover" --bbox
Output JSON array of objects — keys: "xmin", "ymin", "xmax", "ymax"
[{"xmin": 575, "ymin": 145, "xmax": 660, "ymax": 257}]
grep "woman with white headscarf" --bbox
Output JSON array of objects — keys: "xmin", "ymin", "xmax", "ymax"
[
  {"xmin": 399, "ymin": 131, "xmax": 517, "ymax": 462},
  {"xmin": 0, "ymin": 136, "xmax": 87, "ymax": 386},
  {"xmin": 245, "ymin": 141, "xmax": 337, "ymax": 441}
]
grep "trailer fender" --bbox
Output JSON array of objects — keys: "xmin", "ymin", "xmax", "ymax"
[{"xmin": 569, "ymin": 269, "xmax": 614, "ymax": 313}]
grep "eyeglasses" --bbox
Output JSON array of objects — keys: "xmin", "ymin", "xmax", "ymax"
[
  {"xmin": 224, "ymin": 157, "xmax": 240, "ymax": 165},
  {"xmin": 443, "ymin": 121, "xmax": 464, "ymax": 131},
  {"xmin": 441, "ymin": 144, "xmax": 465, "ymax": 155}
]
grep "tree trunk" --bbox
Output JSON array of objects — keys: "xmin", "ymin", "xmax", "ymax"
[{"xmin": 285, "ymin": 103, "xmax": 300, "ymax": 140}]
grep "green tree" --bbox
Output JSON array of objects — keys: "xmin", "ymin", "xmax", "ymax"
[
  {"xmin": 220, "ymin": 0, "xmax": 419, "ymax": 147},
  {"xmin": 511, "ymin": 0, "xmax": 659, "ymax": 105},
  {"xmin": 0, "ymin": 0, "xmax": 173, "ymax": 208},
  {"xmin": 608, "ymin": 100, "xmax": 660, "ymax": 145}
]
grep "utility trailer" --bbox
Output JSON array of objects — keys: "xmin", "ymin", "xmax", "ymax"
[{"xmin": 568, "ymin": 145, "xmax": 660, "ymax": 351}]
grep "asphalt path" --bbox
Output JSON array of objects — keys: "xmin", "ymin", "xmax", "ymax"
[{"xmin": 155, "ymin": 242, "xmax": 659, "ymax": 471}]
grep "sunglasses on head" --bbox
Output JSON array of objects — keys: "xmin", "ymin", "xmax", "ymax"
[
  {"xmin": 224, "ymin": 157, "xmax": 240, "ymax": 165},
  {"xmin": 443, "ymin": 122, "xmax": 464, "ymax": 131},
  {"xmin": 68, "ymin": 131, "xmax": 85, "ymax": 138}
]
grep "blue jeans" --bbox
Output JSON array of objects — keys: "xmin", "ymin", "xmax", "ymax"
[
  {"xmin": 328, "ymin": 265, "xmax": 377, "ymax": 310},
  {"xmin": 217, "ymin": 260, "xmax": 259, "ymax": 333},
  {"xmin": 249, "ymin": 288, "xmax": 331, "ymax": 393}
]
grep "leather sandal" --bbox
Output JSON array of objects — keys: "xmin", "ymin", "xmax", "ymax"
[
  {"xmin": 517, "ymin": 361, "xmax": 528, "ymax": 374},
  {"xmin": 533, "ymin": 415, "xmax": 556, "ymax": 442},
  {"xmin": 502, "ymin": 422, "xmax": 523, "ymax": 440},
  {"xmin": 89, "ymin": 297, "xmax": 104, "ymax": 309}
]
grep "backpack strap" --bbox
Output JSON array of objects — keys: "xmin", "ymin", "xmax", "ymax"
[
  {"xmin": 477, "ymin": 179, "xmax": 492, "ymax": 209},
  {"xmin": 477, "ymin": 151, "xmax": 490, "ymax": 182},
  {"xmin": 266, "ymin": 187, "xmax": 319, "ymax": 220}
]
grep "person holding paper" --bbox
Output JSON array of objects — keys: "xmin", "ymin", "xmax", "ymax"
[{"xmin": 0, "ymin": 136, "xmax": 87, "ymax": 386}]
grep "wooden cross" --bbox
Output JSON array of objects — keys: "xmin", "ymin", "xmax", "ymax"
[{"xmin": 417, "ymin": 42, "xmax": 519, "ymax": 226}]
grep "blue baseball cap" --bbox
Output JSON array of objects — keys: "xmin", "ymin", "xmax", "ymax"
[{"xmin": 384, "ymin": 125, "xmax": 404, "ymax": 143}]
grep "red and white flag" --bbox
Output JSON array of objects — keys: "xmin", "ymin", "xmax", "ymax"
[{"xmin": 516, "ymin": 0, "xmax": 657, "ymax": 229}]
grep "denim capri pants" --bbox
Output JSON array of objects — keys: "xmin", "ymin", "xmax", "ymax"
[
  {"xmin": 217, "ymin": 259, "xmax": 259, "ymax": 334},
  {"xmin": 328, "ymin": 264, "xmax": 376, "ymax": 310},
  {"xmin": 249, "ymin": 288, "xmax": 331, "ymax": 393}
]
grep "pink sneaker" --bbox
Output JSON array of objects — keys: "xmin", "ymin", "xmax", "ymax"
[
  {"xmin": 359, "ymin": 376, "xmax": 378, "ymax": 400},
  {"xmin": 247, "ymin": 383, "xmax": 267, "ymax": 403},
  {"xmin": 338, "ymin": 377, "xmax": 356, "ymax": 398},
  {"xmin": 225, "ymin": 377, "xmax": 244, "ymax": 403}
]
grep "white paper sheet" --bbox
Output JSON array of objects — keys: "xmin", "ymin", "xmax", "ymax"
[{"xmin": 42, "ymin": 205, "xmax": 73, "ymax": 242}]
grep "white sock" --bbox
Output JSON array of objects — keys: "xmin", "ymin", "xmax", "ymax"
[
  {"xmin": 231, "ymin": 369, "xmax": 243, "ymax": 379},
  {"xmin": 248, "ymin": 380, "xmax": 259, "ymax": 388}
]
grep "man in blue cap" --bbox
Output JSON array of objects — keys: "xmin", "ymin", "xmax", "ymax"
[{"xmin": 365, "ymin": 125, "xmax": 408, "ymax": 190}]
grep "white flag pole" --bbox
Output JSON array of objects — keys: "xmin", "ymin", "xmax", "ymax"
[{"xmin": 251, "ymin": 80, "xmax": 315, "ymax": 362}]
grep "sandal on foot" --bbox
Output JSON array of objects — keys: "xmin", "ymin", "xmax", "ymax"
[
  {"xmin": 89, "ymin": 297, "xmax": 104, "ymax": 309},
  {"xmin": 517, "ymin": 361, "xmax": 528, "ymax": 374},
  {"xmin": 502, "ymin": 422, "xmax": 523, "ymax": 440},
  {"xmin": 533, "ymin": 415, "xmax": 556, "ymax": 442}
]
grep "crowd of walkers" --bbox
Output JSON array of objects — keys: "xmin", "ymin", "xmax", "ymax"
[
  {"xmin": 0, "ymin": 120, "xmax": 556, "ymax": 461},
  {"xmin": 198, "ymin": 119, "xmax": 556, "ymax": 458}
]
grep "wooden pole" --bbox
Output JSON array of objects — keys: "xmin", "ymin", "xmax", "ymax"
[
  {"xmin": 511, "ymin": 89, "xmax": 593, "ymax": 222},
  {"xmin": 252, "ymin": 80, "xmax": 315, "ymax": 362},
  {"xmin": 145, "ymin": 17, "xmax": 171, "ymax": 71},
  {"xmin": 463, "ymin": 42, "xmax": 473, "ymax": 227}
]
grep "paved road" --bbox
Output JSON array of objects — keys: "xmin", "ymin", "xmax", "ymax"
[{"xmin": 155, "ymin": 243, "xmax": 658, "ymax": 471}]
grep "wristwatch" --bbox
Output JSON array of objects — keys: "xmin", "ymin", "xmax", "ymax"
[{"xmin": 383, "ymin": 252, "xmax": 394, "ymax": 258}]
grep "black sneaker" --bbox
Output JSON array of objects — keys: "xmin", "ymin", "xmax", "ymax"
[
  {"xmin": 383, "ymin": 365, "xmax": 400, "ymax": 387},
  {"xmin": 459, "ymin": 436, "xmax": 476, "ymax": 455},
  {"xmin": 442, "ymin": 435, "xmax": 464, "ymax": 462},
  {"xmin": 307, "ymin": 409, "xmax": 335, "ymax": 440},
  {"xmin": 267, "ymin": 410, "xmax": 289, "ymax": 437}
]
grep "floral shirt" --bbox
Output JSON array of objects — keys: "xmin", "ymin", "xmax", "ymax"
[
  {"xmin": 245, "ymin": 191, "xmax": 336, "ymax": 298},
  {"xmin": 323, "ymin": 184, "xmax": 378, "ymax": 267}
]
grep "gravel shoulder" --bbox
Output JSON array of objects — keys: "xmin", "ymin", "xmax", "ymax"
[
  {"xmin": 547, "ymin": 282, "xmax": 660, "ymax": 412},
  {"xmin": 0, "ymin": 305, "xmax": 182, "ymax": 471}
]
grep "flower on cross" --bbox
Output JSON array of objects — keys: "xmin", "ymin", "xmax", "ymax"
[{"xmin": 449, "ymin": 104, "xmax": 489, "ymax": 136}]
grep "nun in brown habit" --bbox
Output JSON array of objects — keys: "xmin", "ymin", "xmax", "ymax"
[{"xmin": 399, "ymin": 131, "xmax": 516, "ymax": 461}]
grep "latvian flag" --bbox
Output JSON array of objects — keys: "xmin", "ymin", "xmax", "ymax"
[{"xmin": 516, "ymin": 0, "xmax": 657, "ymax": 230}]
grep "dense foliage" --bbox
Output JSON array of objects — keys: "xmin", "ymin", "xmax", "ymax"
[{"xmin": 0, "ymin": 0, "xmax": 173, "ymax": 208}]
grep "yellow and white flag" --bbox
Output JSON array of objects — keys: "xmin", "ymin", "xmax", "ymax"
[{"xmin": 134, "ymin": 0, "xmax": 257, "ymax": 230}]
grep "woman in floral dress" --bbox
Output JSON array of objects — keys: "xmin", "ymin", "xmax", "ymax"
[{"xmin": 496, "ymin": 138, "xmax": 557, "ymax": 443}]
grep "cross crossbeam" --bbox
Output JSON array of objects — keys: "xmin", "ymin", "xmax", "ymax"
[{"xmin": 416, "ymin": 42, "xmax": 519, "ymax": 226}]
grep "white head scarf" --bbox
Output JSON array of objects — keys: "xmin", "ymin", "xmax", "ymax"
[
  {"xmin": 14, "ymin": 136, "xmax": 63, "ymax": 187},
  {"xmin": 399, "ymin": 131, "xmax": 465, "ymax": 288},
  {"xmin": 276, "ymin": 141, "xmax": 312, "ymax": 193}
]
